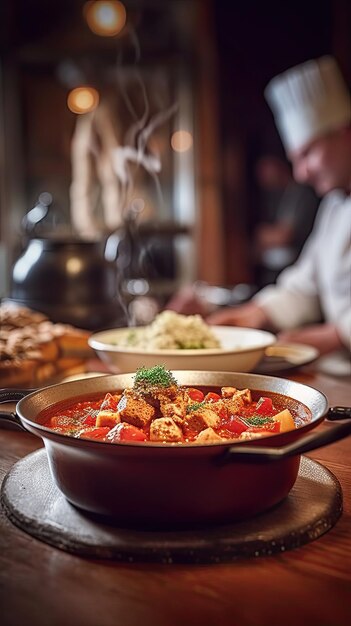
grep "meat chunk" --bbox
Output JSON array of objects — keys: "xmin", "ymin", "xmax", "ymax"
[
  {"xmin": 225, "ymin": 394, "xmax": 245, "ymax": 415},
  {"xmin": 207, "ymin": 399, "xmax": 228, "ymax": 419},
  {"xmin": 235, "ymin": 388, "xmax": 252, "ymax": 404},
  {"xmin": 118, "ymin": 389, "xmax": 155, "ymax": 428},
  {"xmin": 149, "ymin": 417, "xmax": 183, "ymax": 442},
  {"xmin": 195, "ymin": 427, "xmax": 223, "ymax": 443},
  {"xmin": 185, "ymin": 407, "xmax": 220, "ymax": 433},
  {"xmin": 222, "ymin": 387, "xmax": 251, "ymax": 404},
  {"xmin": 159, "ymin": 391, "xmax": 187, "ymax": 425},
  {"xmin": 136, "ymin": 384, "xmax": 179, "ymax": 409},
  {"xmin": 221, "ymin": 386, "xmax": 238, "ymax": 398}
]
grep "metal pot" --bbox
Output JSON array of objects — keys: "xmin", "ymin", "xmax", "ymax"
[
  {"xmin": 1, "ymin": 371, "xmax": 350, "ymax": 528},
  {"xmin": 9, "ymin": 236, "xmax": 125, "ymax": 330}
]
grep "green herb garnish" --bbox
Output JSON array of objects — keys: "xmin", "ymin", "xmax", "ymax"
[
  {"xmin": 242, "ymin": 416, "xmax": 274, "ymax": 427},
  {"xmin": 133, "ymin": 365, "xmax": 178, "ymax": 389},
  {"xmin": 187, "ymin": 401, "xmax": 207, "ymax": 413}
]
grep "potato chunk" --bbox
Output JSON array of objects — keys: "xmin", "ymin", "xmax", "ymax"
[
  {"xmin": 196, "ymin": 427, "xmax": 223, "ymax": 443},
  {"xmin": 95, "ymin": 410, "xmax": 121, "ymax": 428},
  {"xmin": 273, "ymin": 409, "xmax": 296, "ymax": 432}
]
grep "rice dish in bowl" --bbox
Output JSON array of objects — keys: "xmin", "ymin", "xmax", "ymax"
[
  {"xmin": 115, "ymin": 311, "xmax": 221, "ymax": 350},
  {"xmin": 88, "ymin": 311, "xmax": 276, "ymax": 373}
]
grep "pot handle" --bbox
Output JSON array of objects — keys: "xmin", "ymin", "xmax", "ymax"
[
  {"xmin": 0, "ymin": 388, "xmax": 34, "ymax": 430},
  {"xmin": 0, "ymin": 388, "xmax": 35, "ymax": 403},
  {"xmin": 327, "ymin": 406, "xmax": 351, "ymax": 420},
  {"xmin": 221, "ymin": 407, "xmax": 351, "ymax": 464}
]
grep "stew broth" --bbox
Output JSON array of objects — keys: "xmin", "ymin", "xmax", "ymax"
[{"xmin": 38, "ymin": 384, "xmax": 311, "ymax": 445}]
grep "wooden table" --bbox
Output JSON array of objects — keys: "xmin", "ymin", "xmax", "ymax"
[{"xmin": 1, "ymin": 369, "xmax": 351, "ymax": 626}]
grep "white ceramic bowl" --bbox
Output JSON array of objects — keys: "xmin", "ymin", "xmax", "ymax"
[{"xmin": 88, "ymin": 326, "xmax": 276, "ymax": 373}]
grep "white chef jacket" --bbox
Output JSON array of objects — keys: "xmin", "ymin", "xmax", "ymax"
[{"xmin": 254, "ymin": 190, "xmax": 351, "ymax": 359}]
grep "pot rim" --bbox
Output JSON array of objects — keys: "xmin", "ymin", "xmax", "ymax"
[{"xmin": 15, "ymin": 370, "xmax": 328, "ymax": 451}]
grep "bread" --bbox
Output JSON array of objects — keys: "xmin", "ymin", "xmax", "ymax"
[
  {"xmin": 0, "ymin": 358, "xmax": 37, "ymax": 388},
  {"xmin": 49, "ymin": 324, "xmax": 93, "ymax": 359},
  {"xmin": 0, "ymin": 304, "xmax": 94, "ymax": 387}
]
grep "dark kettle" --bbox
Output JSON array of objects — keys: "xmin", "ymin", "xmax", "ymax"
[{"xmin": 9, "ymin": 195, "xmax": 127, "ymax": 330}]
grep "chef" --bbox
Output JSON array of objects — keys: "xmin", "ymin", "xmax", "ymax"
[{"xmin": 207, "ymin": 56, "xmax": 351, "ymax": 375}]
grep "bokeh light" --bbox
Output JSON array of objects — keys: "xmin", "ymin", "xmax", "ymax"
[
  {"xmin": 84, "ymin": 1, "xmax": 127, "ymax": 37},
  {"xmin": 171, "ymin": 130, "xmax": 193, "ymax": 153},
  {"xmin": 67, "ymin": 87, "xmax": 100, "ymax": 114}
]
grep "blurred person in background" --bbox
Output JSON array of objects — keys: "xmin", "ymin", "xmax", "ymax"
[
  {"xmin": 207, "ymin": 56, "xmax": 351, "ymax": 375},
  {"xmin": 253, "ymin": 154, "xmax": 319, "ymax": 287}
]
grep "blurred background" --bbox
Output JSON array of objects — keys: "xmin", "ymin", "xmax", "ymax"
[{"xmin": 0, "ymin": 0, "xmax": 350, "ymax": 327}]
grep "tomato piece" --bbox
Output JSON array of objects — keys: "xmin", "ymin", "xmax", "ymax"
[
  {"xmin": 221, "ymin": 416, "xmax": 248, "ymax": 435},
  {"xmin": 255, "ymin": 397, "xmax": 274, "ymax": 415},
  {"xmin": 182, "ymin": 427, "xmax": 199, "ymax": 442},
  {"xmin": 187, "ymin": 388, "xmax": 205, "ymax": 402},
  {"xmin": 82, "ymin": 414, "xmax": 96, "ymax": 426},
  {"xmin": 107, "ymin": 423, "xmax": 147, "ymax": 443},
  {"xmin": 77, "ymin": 427, "xmax": 111, "ymax": 441},
  {"xmin": 100, "ymin": 392, "xmax": 120, "ymax": 412},
  {"xmin": 204, "ymin": 392, "xmax": 221, "ymax": 403}
]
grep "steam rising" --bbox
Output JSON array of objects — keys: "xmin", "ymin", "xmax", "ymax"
[
  {"xmin": 112, "ymin": 101, "xmax": 178, "ymax": 216},
  {"xmin": 107, "ymin": 32, "xmax": 179, "ymax": 327},
  {"xmin": 69, "ymin": 26, "xmax": 179, "ymax": 326}
]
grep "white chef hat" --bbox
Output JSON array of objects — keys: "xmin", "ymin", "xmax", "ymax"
[{"xmin": 265, "ymin": 56, "xmax": 351, "ymax": 153}]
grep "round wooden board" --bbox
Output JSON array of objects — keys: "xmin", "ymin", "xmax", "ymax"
[{"xmin": 1, "ymin": 449, "xmax": 342, "ymax": 564}]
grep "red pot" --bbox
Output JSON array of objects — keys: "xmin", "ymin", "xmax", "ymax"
[{"xmin": 1, "ymin": 371, "xmax": 350, "ymax": 528}]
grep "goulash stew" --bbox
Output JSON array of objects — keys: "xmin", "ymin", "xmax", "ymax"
[{"xmin": 39, "ymin": 366, "xmax": 306, "ymax": 444}]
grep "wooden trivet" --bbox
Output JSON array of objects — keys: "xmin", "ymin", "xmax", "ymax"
[{"xmin": 0, "ymin": 450, "xmax": 342, "ymax": 564}]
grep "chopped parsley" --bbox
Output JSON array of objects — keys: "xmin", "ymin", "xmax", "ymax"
[
  {"xmin": 187, "ymin": 401, "xmax": 207, "ymax": 413},
  {"xmin": 133, "ymin": 365, "xmax": 178, "ymax": 389},
  {"xmin": 242, "ymin": 415, "xmax": 274, "ymax": 427}
]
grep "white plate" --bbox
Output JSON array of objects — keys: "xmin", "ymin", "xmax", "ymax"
[{"xmin": 255, "ymin": 343, "xmax": 320, "ymax": 374}]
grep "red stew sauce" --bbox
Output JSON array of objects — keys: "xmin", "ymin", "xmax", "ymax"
[{"xmin": 38, "ymin": 384, "xmax": 309, "ymax": 445}]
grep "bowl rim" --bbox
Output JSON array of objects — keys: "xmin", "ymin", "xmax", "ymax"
[{"xmin": 88, "ymin": 325, "xmax": 277, "ymax": 356}]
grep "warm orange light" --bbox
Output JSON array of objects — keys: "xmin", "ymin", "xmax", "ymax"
[
  {"xmin": 67, "ymin": 87, "xmax": 100, "ymax": 114},
  {"xmin": 171, "ymin": 130, "xmax": 193, "ymax": 153},
  {"xmin": 84, "ymin": 1, "xmax": 126, "ymax": 37}
]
